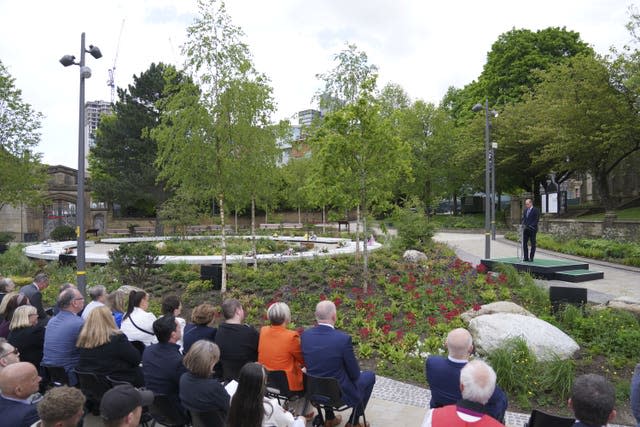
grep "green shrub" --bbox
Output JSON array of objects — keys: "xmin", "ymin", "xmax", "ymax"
[
  {"xmin": 0, "ymin": 245, "xmax": 36, "ymax": 276},
  {"xmin": 0, "ymin": 231, "xmax": 15, "ymax": 245},
  {"xmin": 50, "ymin": 225, "xmax": 76, "ymax": 241},
  {"xmin": 108, "ymin": 242, "xmax": 159, "ymax": 286},
  {"xmin": 392, "ymin": 200, "xmax": 434, "ymax": 252}
]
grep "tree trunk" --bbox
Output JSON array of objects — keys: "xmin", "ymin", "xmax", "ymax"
[
  {"xmin": 354, "ymin": 205, "xmax": 361, "ymax": 261},
  {"xmin": 322, "ymin": 205, "xmax": 326, "ymax": 234},
  {"xmin": 362, "ymin": 206, "xmax": 369, "ymax": 293},
  {"xmin": 596, "ymin": 171, "xmax": 616, "ymax": 212},
  {"xmin": 298, "ymin": 207, "xmax": 301, "ymax": 225},
  {"xmin": 234, "ymin": 209, "xmax": 238, "ymax": 234},
  {"xmin": 220, "ymin": 195, "xmax": 227, "ymax": 293},
  {"xmin": 452, "ymin": 192, "xmax": 458, "ymax": 216},
  {"xmin": 251, "ymin": 196, "xmax": 257, "ymax": 270}
]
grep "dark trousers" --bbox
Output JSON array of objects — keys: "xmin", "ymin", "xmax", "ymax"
[
  {"xmin": 348, "ymin": 371, "xmax": 376, "ymax": 424},
  {"xmin": 522, "ymin": 227, "xmax": 537, "ymax": 261}
]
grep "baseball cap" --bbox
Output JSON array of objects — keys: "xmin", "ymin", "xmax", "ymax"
[{"xmin": 100, "ymin": 384, "xmax": 154, "ymax": 421}]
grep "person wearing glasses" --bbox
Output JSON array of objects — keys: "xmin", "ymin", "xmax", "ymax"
[
  {"xmin": 41, "ymin": 288, "xmax": 85, "ymax": 385},
  {"xmin": 0, "ymin": 338, "xmax": 20, "ymax": 371}
]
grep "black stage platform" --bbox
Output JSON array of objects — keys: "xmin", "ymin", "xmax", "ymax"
[{"xmin": 480, "ymin": 257, "xmax": 604, "ymax": 282}]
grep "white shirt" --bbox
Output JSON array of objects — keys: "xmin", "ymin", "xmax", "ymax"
[
  {"xmin": 120, "ymin": 307, "xmax": 158, "ymax": 346},
  {"xmin": 262, "ymin": 397, "xmax": 305, "ymax": 427},
  {"xmin": 81, "ymin": 300, "xmax": 105, "ymax": 320}
]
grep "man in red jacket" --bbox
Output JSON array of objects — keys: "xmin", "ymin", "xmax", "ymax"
[{"xmin": 421, "ymin": 360, "xmax": 505, "ymax": 427}]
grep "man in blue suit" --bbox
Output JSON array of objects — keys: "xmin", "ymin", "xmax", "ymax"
[
  {"xmin": 0, "ymin": 362, "xmax": 41, "ymax": 427},
  {"xmin": 570, "ymin": 374, "xmax": 616, "ymax": 427},
  {"xmin": 521, "ymin": 198, "xmax": 540, "ymax": 262},
  {"xmin": 301, "ymin": 300, "xmax": 375, "ymax": 427},
  {"xmin": 426, "ymin": 328, "xmax": 508, "ymax": 422}
]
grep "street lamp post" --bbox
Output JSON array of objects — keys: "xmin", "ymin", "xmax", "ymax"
[
  {"xmin": 472, "ymin": 99, "xmax": 497, "ymax": 259},
  {"xmin": 60, "ymin": 33, "xmax": 102, "ymax": 296},
  {"xmin": 491, "ymin": 141, "xmax": 498, "ymax": 240}
]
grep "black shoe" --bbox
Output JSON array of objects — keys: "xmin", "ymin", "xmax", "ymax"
[{"xmin": 523, "ymin": 258, "xmax": 529, "ymax": 262}]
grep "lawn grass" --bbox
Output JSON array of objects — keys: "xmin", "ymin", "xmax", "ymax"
[{"xmin": 578, "ymin": 206, "xmax": 640, "ymax": 220}]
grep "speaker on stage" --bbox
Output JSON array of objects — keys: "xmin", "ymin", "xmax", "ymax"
[
  {"xmin": 200, "ymin": 265, "xmax": 222, "ymax": 290},
  {"xmin": 549, "ymin": 286, "xmax": 587, "ymax": 314}
]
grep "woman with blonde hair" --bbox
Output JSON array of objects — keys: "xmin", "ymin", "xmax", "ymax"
[
  {"xmin": 76, "ymin": 306, "xmax": 143, "ymax": 386},
  {"xmin": 106, "ymin": 290, "xmax": 126, "ymax": 328},
  {"xmin": 0, "ymin": 292, "xmax": 29, "ymax": 338},
  {"xmin": 7, "ymin": 305, "xmax": 44, "ymax": 368},
  {"xmin": 179, "ymin": 340, "xmax": 229, "ymax": 419}
]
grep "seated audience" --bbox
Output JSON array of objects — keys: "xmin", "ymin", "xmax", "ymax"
[
  {"xmin": 183, "ymin": 303, "xmax": 217, "ymax": 354},
  {"xmin": 0, "ymin": 338, "xmax": 20, "ymax": 370},
  {"xmin": 258, "ymin": 302, "xmax": 310, "ymax": 417},
  {"xmin": 426, "ymin": 328, "xmax": 507, "ymax": 422},
  {"xmin": 0, "ymin": 362, "xmax": 41, "ymax": 427},
  {"xmin": 0, "ymin": 278, "xmax": 16, "ymax": 304},
  {"xmin": 142, "ymin": 315, "xmax": 186, "ymax": 410},
  {"xmin": 227, "ymin": 362, "xmax": 305, "ymax": 427},
  {"xmin": 7, "ymin": 305, "xmax": 44, "ymax": 369},
  {"xmin": 120, "ymin": 290, "xmax": 157, "ymax": 347},
  {"xmin": 421, "ymin": 360, "xmax": 505, "ymax": 427},
  {"xmin": 215, "ymin": 298, "xmax": 259, "ymax": 381},
  {"xmin": 99, "ymin": 384, "xmax": 154, "ymax": 427},
  {"xmin": 570, "ymin": 374, "xmax": 616, "ymax": 427},
  {"xmin": 161, "ymin": 294, "xmax": 186, "ymax": 351},
  {"xmin": 301, "ymin": 300, "xmax": 375, "ymax": 427},
  {"xmin": 76, "ymin": 306, "xmax": 144, "ymax": 386},
  {"xmin": 82, "ymin": 285, "xmax": 107, "ymax": 320},
  {"xmin": 106, "ymin": 290, "xmax": 126, "ymax": 328},
  {"xmin": 19, "ymin": 273, "xmax": 49, "ymax": 323},
  {"xmin": 33, "ymin": 385, "xmax": 85, "ymax": 427},
  {"xmin": 179, "ymin": 340, "xmax": 229, "ymax": 418},
  {"xmin": 41, "ymin": 288, "xmax": 84, "ymax": 385},
  {"xmin": 0, "ymin": 292, "xmax": 30, "ymax": 338}
]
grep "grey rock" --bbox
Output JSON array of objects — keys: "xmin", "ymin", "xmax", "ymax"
[
  {"xmin": 403, "ymin": 250, "xmax": 428, "ymax": 263},
  {"xmin": 460, "ymin": 301, "xmax": 534, "ymax": 323}
]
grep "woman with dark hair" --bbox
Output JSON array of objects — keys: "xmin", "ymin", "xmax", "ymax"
[
  {"xmin": 179, "ymin": 340, "xmax": 229, "ymax": 418},
  {"xmin": 7, "ymin": 305, "xmax": 44, "ymax": 368},
  {"xmin": 183, "ymin": 303, "xmax": 217, "ymax": 353},
  {"xmin": 120, "ymin": 290, "xmax": 157, "ymax": 346},
  {"xmin": 0, "ymin": 292, "xmax": 30, "ymax": 338},
  {"xmin": 227, "ymin": 362, "xmax": 305, "ymax": 427},
  {"xmin": 161, "ymin": 294, "xmax": 186, "ymax": 351},
  {"xmin": 76, "ymin": 306, "xmax": 144, "ymax": 386}
]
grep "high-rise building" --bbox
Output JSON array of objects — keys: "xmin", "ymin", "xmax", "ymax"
[
  {"xmin": 84, "ymin": 100, "xmax": 112, "ymax": 147},
  {"xmin": 297, "ymin": 109, "xmax": 321, "ymax": 126}
]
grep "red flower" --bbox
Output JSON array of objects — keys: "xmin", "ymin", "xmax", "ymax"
[
  {"xmin": 384, "ymin": 312, "xmax": 393, "ymax": 322},
  {"xmin": 425, "ymin": 288, "xmax": 433, "ymax": 296},
  {"xmin": 413, "ymin": 291, "xmax": 421, "ymax": 300},
  {"xmin": 319, "ymin": 293, "xmax": 326, "ymax": 301},
  {"xmin": 359, "ymin": 327, "xmax": 370, "ymax": 339},
  {"xmin": 390, "ymin": 275, "xmax": 400, "ymax": 284},
  {"xmin": 476, "ymin": 263, "xmax": 488, "ymax": 274},
  {"xmin": 428, "ymin": 316, "xmax": 437, "ymax": 326},
  {"xmin": 453, "ymin": 297, "xmax": 464, "ymax": 306},
  {"xmin": 382, "ymin": 324, "xmax": 391, "ymax": 335},
  {"xmin": 395, "ymin": 330, "xmax": 405, "ymax": 341},
  {"xmin": 333, "ymin": 297, "xmax": 342, "ymax": 307},
  {"xmin": 498, "ymin": 273, "xmax": 508, "ymax": 283},
  {"xmin": 473, "ymin": 303, "xmax": 482, "ymax": 311}
]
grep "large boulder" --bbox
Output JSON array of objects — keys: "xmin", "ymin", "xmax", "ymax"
[
  {"xmin": 468, "ymin": 313, "xmax": 579, "ymax": 361},
  {"xmin": 599, "ymin": 297, "xmax": 640, "ymax": 315},
  {"xmin": 460, "ymin": 301, "xmax": 534, "ymax": 323},
  {"xmin": 403, "ymin": 250, "xmax": 428, "ymax": 263}
]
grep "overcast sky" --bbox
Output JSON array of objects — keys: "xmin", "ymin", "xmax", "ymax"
[{"xmin": 0, "ymin": 0, "xmax": 634, "ymax": 168}]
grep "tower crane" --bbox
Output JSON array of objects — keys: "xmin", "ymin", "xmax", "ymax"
[{"xmin": 107, "ymin": 19, "xmax": 125, "ymax": 104}]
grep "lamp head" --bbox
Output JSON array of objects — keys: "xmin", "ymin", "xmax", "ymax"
[
  {"xmin": 88, "ymin": 45, "xmax": 102, "ymax": 59},
  {"xmin": 59, "ymin": 55, "xmax": 76, "ymax": 67},
  {"xmin": 80, "ymin": 66, "xmax": 92, "ymax": 79},
  {"xmin": 471, "ymin": 103, "xmax": 483, "ymax": 113}
]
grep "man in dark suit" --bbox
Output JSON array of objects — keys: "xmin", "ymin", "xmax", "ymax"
[
  {"xmin": 301, "ymin": 300, "xmax": 375, "ymax": 427},
  {"xmin": 19, "ymin": 273, "xmax": 49, "ymax": 322},
  {"xmin": 425, "ymin": 328, "xmax": 507, "ymax": 422},
  {"xmin": 521, "ymin": 198, "xmax": 540, "ymax": 262},
  {"xmin": 570, "ymin": 374, "xmax": 616, "ymax": 427},
  {"xmin": 0, "ymin": 362, "xmax": 41, "ymax": 427}
]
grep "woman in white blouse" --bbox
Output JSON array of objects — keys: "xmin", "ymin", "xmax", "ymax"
[{"xmin": 120, "ymin": 290, "xmax": 157, "ymax": 346}]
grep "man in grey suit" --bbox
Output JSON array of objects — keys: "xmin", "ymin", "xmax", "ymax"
[{"xmin": 19, "ymin": 273, "xmax": 49, "ymax": 323}]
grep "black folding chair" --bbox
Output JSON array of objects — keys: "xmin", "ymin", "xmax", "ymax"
[
  {"xmin": 189, "ymin": 409, "xmax": 226, "ymax": 427},
  {"xmin": 524, "ymin": 409, "xmax": 575, "ymax": 427},
  {"xmin": 266, "ymin": 370, "xmax": 304, "ymax": 407},
  {"xmin": 148, "ymin": 394, "xmax": 191, "ymax": 427},
  {"xmin": 74, "ymin": 370, "xmax": 116, "ymax": 416},
  {"xmin": 41, "ymin": 365, "xmax": 69, "ymax": 387},
  {"xmin": 305, "ymin": 374, "xmax": 365, "ymax": 427}
]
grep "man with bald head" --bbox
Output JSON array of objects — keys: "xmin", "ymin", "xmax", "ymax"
[
  {"xmin": 422, "ymin": 360, "xmax": 505, "ymax": 426},
  {"xmin": 426, "ymin": 328, "xmax": 507, "ymax": 422},
  {"xmin": 301, "ymin": 300, "xmax": 376, "ymax": 427},
  {"xmin": 0, "ymin": 362, "xmax": 41, "ymax": 426}
]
